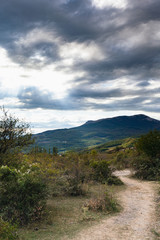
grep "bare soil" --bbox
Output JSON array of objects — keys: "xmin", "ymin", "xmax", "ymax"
[{"xmin": 68, "ymin": 170, "xmax": 158, "ymax": 240}]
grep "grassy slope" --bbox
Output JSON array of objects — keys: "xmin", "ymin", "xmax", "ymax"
[{"xmin": 87, "ymin": 138, "xmax": 136, "ymax": 152}]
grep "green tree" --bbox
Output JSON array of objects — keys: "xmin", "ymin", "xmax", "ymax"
[
  {"xmin": 133, "ymin": 130, "xmax": 160, "ymax": 180},
  {"xmin": 53, "ymin": 146, "xmax": 58, "ymax": 156},
  {"xmin": 0, "ymin": 107, "xmax": 34, "ymax": 166},
  {"xmin": 135, "ymin": 129, "xmax": 160, "ymax": 158}
]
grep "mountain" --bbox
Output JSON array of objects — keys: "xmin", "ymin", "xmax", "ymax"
[
  {"xmin": 34, "ymin": 114, "xmax": 160, "ymax": 152},
  {"xmin": 88, "ymin": 138, "xmax": 136, "ymax": 153}
]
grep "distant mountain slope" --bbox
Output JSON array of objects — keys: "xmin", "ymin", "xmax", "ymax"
[
  {"xmin": 34, "ymin": 114, "xmax": 160, "ymax": 152},
  {"xmin": 88, "ymin": 137, "xmax": 136, "ymax": 153}
]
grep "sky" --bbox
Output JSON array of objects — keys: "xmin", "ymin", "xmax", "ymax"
[{"xmin": 0, "ymin": 0, "xmax": 160, "ymax": 133}]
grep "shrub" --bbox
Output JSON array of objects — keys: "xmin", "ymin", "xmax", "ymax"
[
  {"xmin": 114, "ymin": 152, "xmax": 128, "ymax": 169},
  {"xmin": 90, "ymin": 160, "xmax": 112, "ymax": 183},
  {"xmin": 133, "ymin": 155, "xmax": 160, "ymax": 180},
  {"xmin": 52, "ymin": 175, "xmax": 87, "ymax": 196},
  {"xmin": 83, "ymin": 192, "xmax": 120, "ymax": 213},
  {"xmin": 84, "ymin": 198, "xmax": 107, "ymax": 212},
  {"xmin": 66, "ymin": 175, "xmax": 87, "ymax": 196},
  {"xmin": 107, "ymin": 176, "xmax": 124, "ymax": 185},
  {"xmin": 132, "ymin": 130, "xmax": 160, "ymax": 180},
  {"xmin": 64, "ymin": 151, "xmax": 92, "ymax": 183},
  {"xmin": 135, "ymin": 130, "xmax": 160, "ymax": 158},
  {"xmin": 0, "ymin": 165, "xmax": 47, "ymax": 225},
  {"xmin": 51, "ymin": 175, "xmax": 70, "ymax": 196},
  {"xmin": 0, "ymin": 217, "xmax": 19, "ymax": 240}
]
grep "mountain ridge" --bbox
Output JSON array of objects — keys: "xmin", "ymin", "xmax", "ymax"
[{"xmin": 34, "ymin": 114, "xmax": 160, "ymax": 152}]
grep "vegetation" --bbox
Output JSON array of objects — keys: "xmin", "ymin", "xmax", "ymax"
[
  {"xmin": 0, "ymin": 109, "xmax": 47, "ymax": 239},
  {"xmin": 0, "ymin": 109, "xmax": 126, "ymax": 239},
  {"xmin": 34, "ymin": 114, "xmax": 160, "ymax": 152},
  {"xmin": 0, "ymin": 218, "xmax": 19, "ymax": 240},
  {"xmin": 18, "ymin": 183, "xmax": 123, "ymax": 240},
  {"xmin": 107, "ymin": 176, "xmax": 124, "ymax": 186},
  {"xmin": 83, "ymin": 192, "xmax": 120, "ymax": 213},
  {"xmin": 3, "ymin": 108, "xmax": 160, "ymax": 239},
  {"xmin": 133, "ymin": 130, "xmax": 160, "ymax": 180},
  {"xmin": 89, "ymin": 138, "xmax": 135, "ymax": 152},
  {"xmin": 135, "ymin": 130, "xmax": 160, "ymax": 158},
  {"xmin": 0, "ymin": 165, "xmax": 47, "ymax": 225},
  {"xmin": 0, "ymin": 107, "xmax": 33, "ymax": 167},
  {"xmin": 90, "ymin": 160, "xmax": 111, "ymax": 183}
]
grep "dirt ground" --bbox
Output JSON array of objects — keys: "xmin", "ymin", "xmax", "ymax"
[{"xmin": 68, "ymin": 170, "xmax": 158, "ymax": 240}]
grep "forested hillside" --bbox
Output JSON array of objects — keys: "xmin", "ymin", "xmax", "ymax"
[{"xmin": 34, "ymin": 114, "xmax": 160, "ymax": 152}]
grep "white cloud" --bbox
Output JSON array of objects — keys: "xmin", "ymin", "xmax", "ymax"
[
  {"xmin": 116, "ymin": 22, "xmax": 160, "ymax": 50},
  {"xmin": 15, "ymin": 28, "xmax": 60, "ymax": 48},
  {"xmin": 0, "ymin": 47, "xmax": 81, "ymax": 99},
  {"xmin": 92, "ymin": 0, "xmax": 127, "ymax": 9},
  {"xmin": 0, "ymin": 0, "xmax": 160, "ymax": 134},
  {"xmin": 59, "ymin": 41, "xmax": 105, "ymax": 62}
]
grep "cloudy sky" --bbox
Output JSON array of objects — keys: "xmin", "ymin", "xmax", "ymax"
[{"xmin": 0, "ymin": 0, "xmax": 160, "ymax": 133}]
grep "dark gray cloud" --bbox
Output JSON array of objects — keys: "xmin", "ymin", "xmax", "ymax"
[
  {"xmin": 91, "ymin": 96, "xmax": 160, "ymax": 113},
  {"xmin": 17, "ymin": 86, "xmax": 88, "ymax": 110},
  {"xmin": 18, "ymin": 87, "xmax": 65, "ymax": 110},
  {"xmin": 1, "ymin": 0, "xmax": 160, "ymax": 113},
  {"xmin": 16, "ymin": 84, "xmax": 160, "ymax": 114},
  {"xmin": 1, "ymin": 0, "xmax": 160, "ymax": 69},
  {"xmin": 69, "ymin": 86, "xmax": 160, "ymax": 99}
]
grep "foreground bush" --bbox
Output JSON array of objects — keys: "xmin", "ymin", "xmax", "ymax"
[
  {"xmin": 90, "ymin": 160, "xmax": 112, "ymax": 183},
  {"xmin": 0, "ymin": 218, "xmax": 19, "ymax": 240},
  {"xmin": 133, "ymin": 130, "xmax": 160, "ymax": 180},
  {"xmin": 52, "ymin": 175, "xmax": 88, "ymax": 196},
  {"xmin": 107, "ymin": 176, "xmax": 124, "ymax": 185},
  {"xmin": 0, "ymin": 165, "xmax": 47, "ymax": 225},
  {"xmin": 133, "ymin": 155, "xmax": 160, "ymax": 180},
  {"xmin": 84, "ymin": 192, "xmax": 120, "ymax": 213}
]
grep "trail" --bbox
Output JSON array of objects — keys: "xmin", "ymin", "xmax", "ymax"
[{"xmin": 69, "ymin": 170, "xmax": 157, "ymax": 240}]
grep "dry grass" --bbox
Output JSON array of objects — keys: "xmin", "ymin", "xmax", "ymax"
[{"xmin": 18, "ymin": 183, "xmax": 124, "ymax": 240}]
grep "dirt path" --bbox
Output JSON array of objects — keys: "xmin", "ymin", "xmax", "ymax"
[{"xmin": 70, "ymin": 170, "xmax": 157, "ymax": 240}]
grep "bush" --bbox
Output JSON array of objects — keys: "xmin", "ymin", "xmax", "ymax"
[
  {"xmin": 132, "ymin": 130, "xmax": 160, "ymax": 180},
  {"xmin": 114, "ymin": 151, "xmax": 129, "ymax": 169},
  {"xmin": 64, "ymin": 151, "xmax": 92, "ymax": 183},
  {"xmin": 135, "ymin": 130, "xmax": 160, "ymax": 158},
  {"xmin": 0, "ymin": 218, "xmax": 19, "ymax": 240},
  {"xmin": 51, "ymin": 175, "xmax": 70, "ymax": 196},
  {"xmin": 52, "ymin": 175, "xmax": 87, "ymax": 196},
  {"xmin": 133, "ymin": 155, "xmax": 160, "ymax": 180},
  {"xmin": 66, "ymin": 175, "xmax": 87, "ymax": 196},
  {"xmin": 83, "ymin": 192, "xmax": 120, "ymax": 213},
  {"xmin": 0, "ymin": 165, "xmax": 47, "ymax": 225},
  {"xmin": 107, "ymin": 176, "xmax": 124, "ymax": 185},
  {"xmin": 90, "ymin": 160, "xmax": 112, "ymax": 183}
]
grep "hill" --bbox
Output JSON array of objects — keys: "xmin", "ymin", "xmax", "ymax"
[
  {"xmin": 34, "ymin": 114, "xmax": 160, "ymax": 152},
  {"xmin": 88, "ymin": 138, "xmax": 136, "ymax": 153}
]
